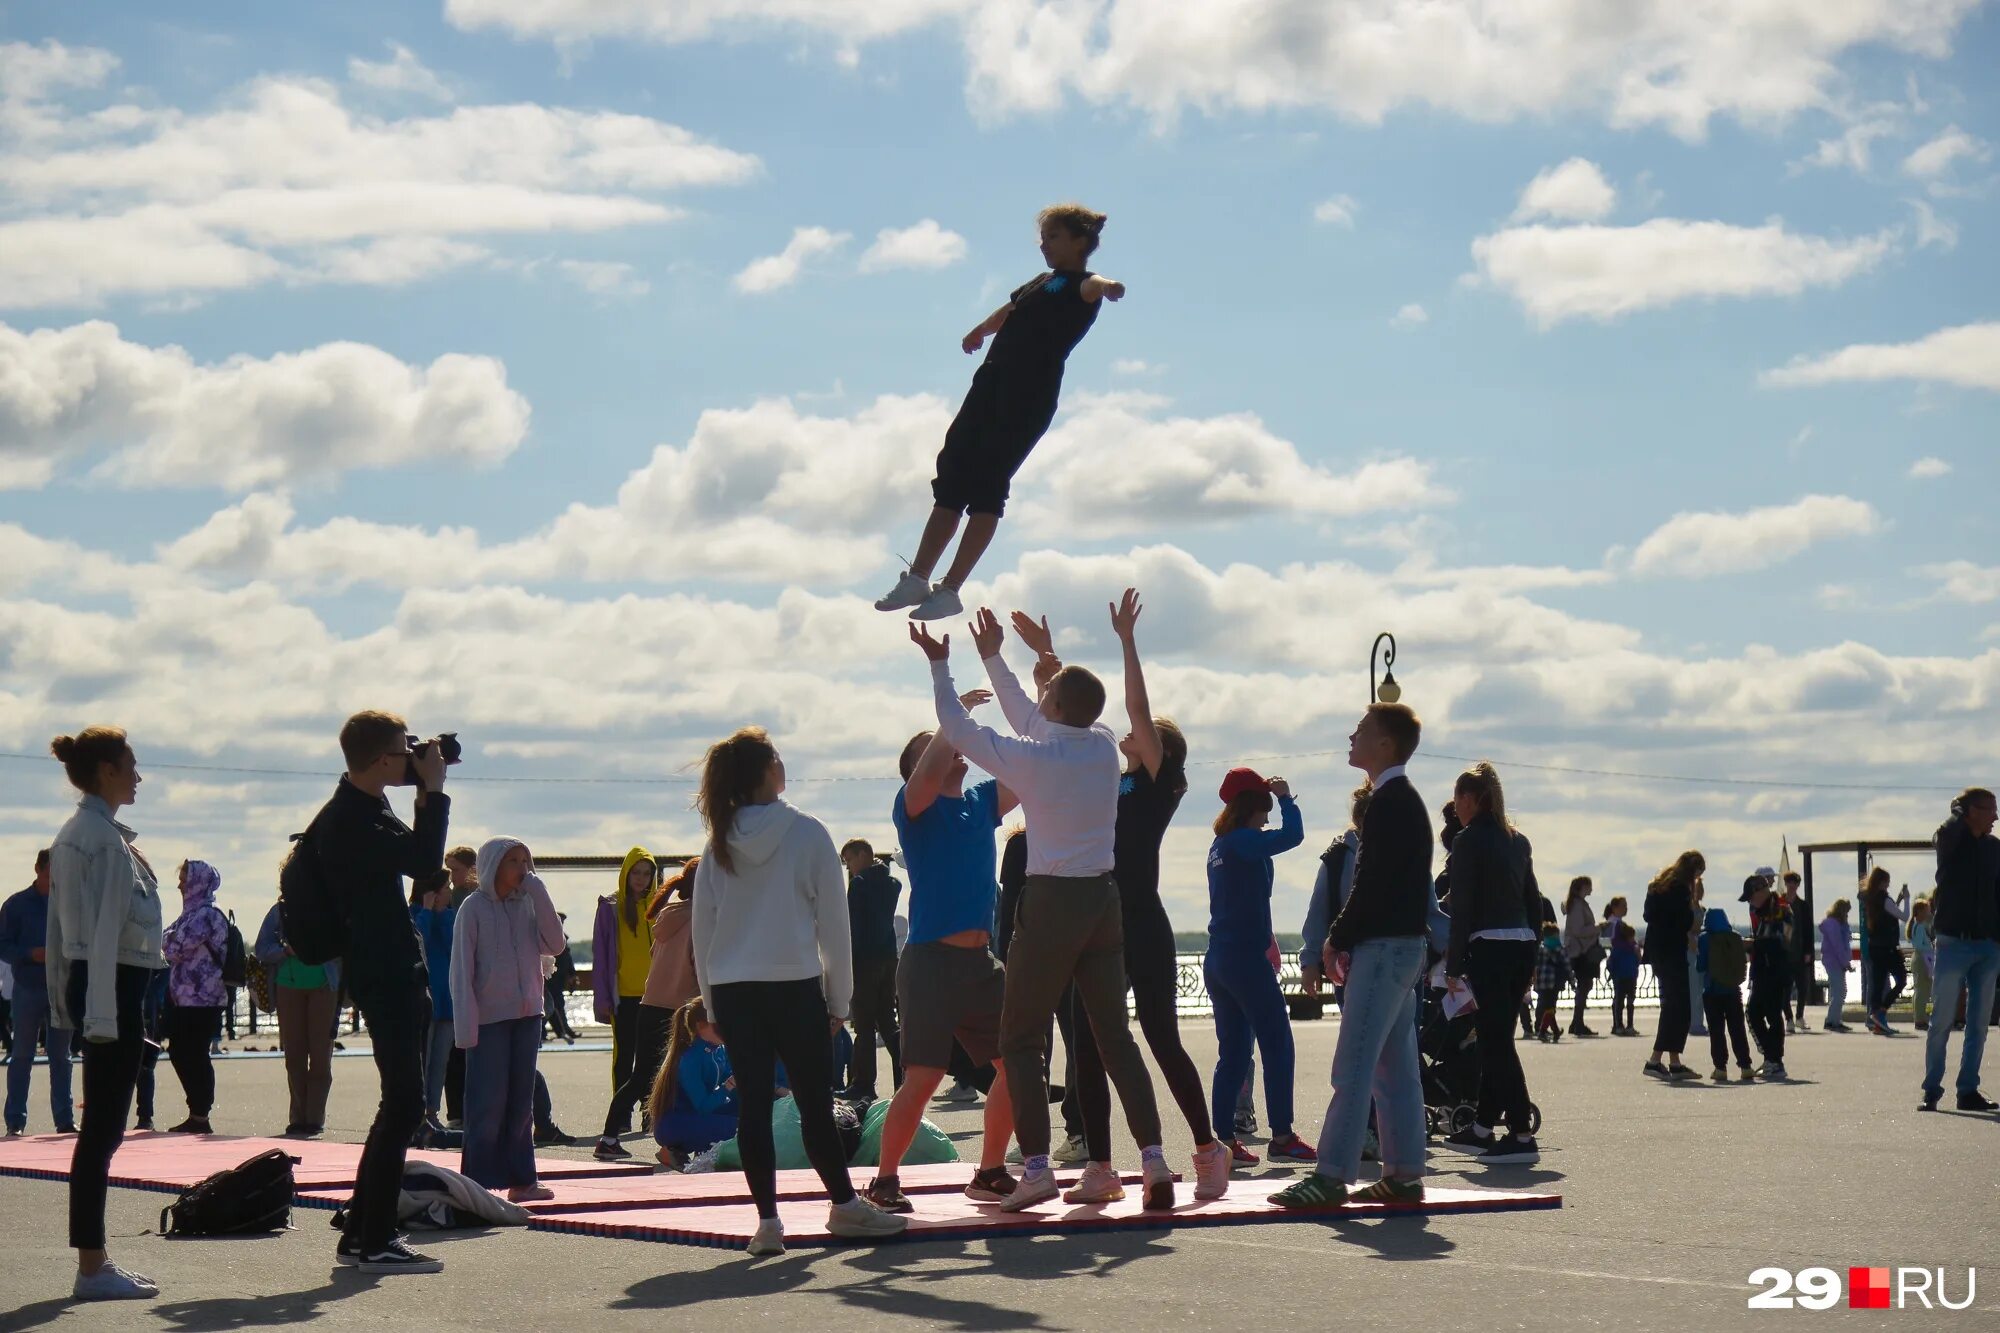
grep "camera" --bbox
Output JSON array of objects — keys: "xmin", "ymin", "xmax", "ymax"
[{"xmin": 402, "ymin": 733, "xmax": 463, "ymax": 788}]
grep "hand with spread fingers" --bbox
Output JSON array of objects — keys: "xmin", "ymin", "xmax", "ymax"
[{"xmin": 910, "ymin": 622, "xmax": 951, "ymax": 662}]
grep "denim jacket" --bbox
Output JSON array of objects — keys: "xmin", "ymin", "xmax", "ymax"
[{"xmin": 47, "ymin": 795, "xmax": 166, "ymax": 1041}]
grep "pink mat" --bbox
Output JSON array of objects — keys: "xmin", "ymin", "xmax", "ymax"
[{"xmin": 531, "ymin": 1178, "xmax": 1562, "ymax": 1248}]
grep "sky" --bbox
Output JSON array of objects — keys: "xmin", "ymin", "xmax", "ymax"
[{"xmin": 1, "ymin": 1, "xmax": 1996, "ymax": 938}]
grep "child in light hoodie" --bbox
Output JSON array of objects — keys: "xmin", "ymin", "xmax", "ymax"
[{"xmin": 451, "ymin": 838, "xmax": 566, "ymax": 1202}]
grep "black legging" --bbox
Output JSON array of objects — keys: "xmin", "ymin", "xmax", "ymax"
[
  {"xmin": 608, "ymin": 996, "xmax": 641, "ymax": 1100},
  {"xmin": 1868, "ymin": 947, "xmax": 1906, "ymax": 1017},
  {"xmin": 1653, "ymin": 953, "xmax": 1691, "ymax": 1055},
  {"xmin": 1071, "ymin": 909, "xmax": 1211, "ymax": 1160},
  {"xmin": 166, "ymin": 1004, "xmax": 220, "ymax": 1117},
  {"xmin": 601, "ymin": 1001, "xmax": 672, "ymax": 1138},
  {"xmin": 709, "ymin": 978, "xmax": 855, "ymax": 1219},
  {"xmin": 1747, "ymin": 968, "xmax": 1787, "ymax": 1064},
  {"xmin": 1569, "ymin": 959, "xmax": 1597, "ymax": 1028},
  {"xmin": 66, "ymin": 961, "xmax": 149, "ymax": 1251},
  {"xmin": 1466, "ymin": 939, "xmax": 1537, "ymax": 1134}
]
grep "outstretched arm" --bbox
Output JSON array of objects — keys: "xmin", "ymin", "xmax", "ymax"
[
  {"xmin": 903, "ymin": 689, "xmax": 991, "ymax": 820},
  {"xmin": 1081, "ymin": 275, "xmax": 1126, "ymax": 303},
  {"xmin": 1110, "ymin": 588, "xmax": 1163, "ymax": 778},
  {"xmin": 963, "ymin": 300, "xmax": 1017, "ymax": 354},
  {"xmin": 972, "ymin": 610, "xmax": 1040, "ymax": 736}
]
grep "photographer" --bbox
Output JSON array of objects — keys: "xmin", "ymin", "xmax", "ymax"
[{"xmin": 311, "ymin": 711, "xmax": 452, "ymax": 1274}]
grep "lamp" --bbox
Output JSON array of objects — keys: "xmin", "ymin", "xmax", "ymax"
[{"xmin": 1371, "ymin": 632, "xmax": 1400, "ymax": 704}]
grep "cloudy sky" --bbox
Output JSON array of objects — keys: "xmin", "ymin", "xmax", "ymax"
[{"xmin": 1, "ymin": 2, "xmax": 1995, "ymax": 935}]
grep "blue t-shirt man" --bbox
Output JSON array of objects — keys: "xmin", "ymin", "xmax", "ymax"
[{"xmin": 892, "ymin": 779, "xmax": 1002, "ymax": 943}]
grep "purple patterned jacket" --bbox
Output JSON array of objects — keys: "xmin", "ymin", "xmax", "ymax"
[{"xmin": 161, "ymin": 860, "xmax": 229, "ymax": 1008}]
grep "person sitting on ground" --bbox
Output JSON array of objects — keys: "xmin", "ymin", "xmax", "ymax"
[
  {"xmin": 1698, "ymin": 903, "xmax": 1754, "ymax": 1082},
  {"xmin": 648, "ymin": 998, "xmax": 742, "ymax": 1168}
]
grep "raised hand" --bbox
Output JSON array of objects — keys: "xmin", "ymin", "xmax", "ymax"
[
  {"xmin": 910, "ymin": 621, "xmax": 951, "ymax": 662},
  {"xmin": 959, "ymin": 688, "xmax": 993, "ymax": 710},
  {"xmin": 969, "ymin": 608, "xmax": 1005, "ymax": 659},
  {"xmin": 1032, "ymin": 654, "xmax": 1061, "ymax": 692},
  {"xmin": 1101, "ymin": 280, "xmax": 1126, "ymax": 302},
  {"xmin": 1010, "ymin": 611, "xmax": 1056, "ymax": 659},
  {"xmin": 1110, "ymin": 587, "xmax": 1142, "ymax": 641},
  {"xmin": 1268, "ymin": 777, "xmax": 1291, "ymax": 800}
]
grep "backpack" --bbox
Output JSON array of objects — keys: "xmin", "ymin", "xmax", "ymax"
[
  {"xmin": 1707, "ymin": 930, "xmax": 1747, "ymax": 990},
  {"xmin": 220, "ymin": 916, "xmax": 249, "ymax": 988},
  {"xmin": 279, "ymin": 817, "xmax": 347, "ymax": 967},
  {"xmin": 159, "ymin": 1149, "xmax": 296, "ymax": 1236}
]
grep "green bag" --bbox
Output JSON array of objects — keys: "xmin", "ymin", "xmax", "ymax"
[{"xmin": 713, "ymin": 1096, "xmax": 960, "ymax": 1170}]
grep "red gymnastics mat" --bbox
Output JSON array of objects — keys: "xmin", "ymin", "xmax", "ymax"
[{"xmin": 530, "ymin": 1175, "xmax": 1561, "ymax": 1249}]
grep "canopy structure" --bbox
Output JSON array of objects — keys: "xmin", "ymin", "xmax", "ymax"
[{"xmin": 1794, "ymin": 839, "xmax": 1933, "ymax": 962}]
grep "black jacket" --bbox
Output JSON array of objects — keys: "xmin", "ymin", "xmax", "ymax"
[
  {"xmin": 1932, "ymin": 813, "xmax": 2000, "ymax": 941},
  {"xmin": 1328, "ymin": 775, "xmax": 1432, "ymax": 951},
  {"xmin": 310, "ymin": 777, "xmax": 450, "ymax": 1001},
  {"xmin": 847, "ymin": 862, "xmax": 903, "ymax": 964},
  {"xmin": 1444, "ymin": 814, "xmax": 1540, "ymax": 974},
  {"xmin": 1642, "ymin": 879, "xmax": 1696, "ymax": 965}
]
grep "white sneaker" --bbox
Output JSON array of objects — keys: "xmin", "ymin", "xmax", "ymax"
[
  {"xmin": 997, "ymin": 1167, "xmax": 1060, "ymax": 1212},
  {"xmin": 746, "ymin": 1219, "xmax": 786, "ymax": 1257},
  {"xmin": 73, "ymin": 1262, "xmax": 157, "ymax": 1301},
  {"xmin": 827, "ymin": 1195, "xmax": 909, "ymax": 1239},
  {"xmin": 1192, "ymin": 1141, "xmax": 1231, "ymax": 1201},
  {"xmin": 873, "ymin": 571, "xmax": 931, "ymax": 613},
  {"xmin": 1062, "ymin": 1161, "xmax": 1126, "ymax": 1204},
  {"xmin": 1050, "ymin": 1132, "xmax": 1088, "ymax": 1165},
  {"xmin": 1141, "ymin": 1155, "xmax": 1175, "ymax": 1211},
  {"xmin": 1005, "ymin": 1143, "xmax": 1023, "ymax": 1164},
  {"xmin": 908, "ymin": 584, "xmax": 963, "ymax": 622}
]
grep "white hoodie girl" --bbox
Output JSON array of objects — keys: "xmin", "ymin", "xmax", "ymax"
[
  {"xmin": 450, "ymin": 837, "xmax": 567, "ymax": 1049},
  {"xmin": 691, "ymin": 802, "xmax": 852, "ymax": 1021}
]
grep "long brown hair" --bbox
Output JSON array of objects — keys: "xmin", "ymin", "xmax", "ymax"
[
  {"xmin": 647, "ymin": 997, "xmax": 710, "ymax": 1124},
  {"xmin": 697, "ymin": 728, "xmax": 779, "ymax": 876},
  {"xmin": 1648, "ymin": 850, "xmax": 1705, "ymax": 896},
  {"xmin": 1213, "ymin": 791, "xmax": 1272, "ymax": 837},
  {"xmin": 1858, "ymin": 866, "xmax": 1892, "ymax": 929},
  {"xmin": 1454, "ymin": 761, "xmax": 1509, "ymax": 829},
  {"xmin": 1563, "ymin": 876, "xmax": 1592, "ymax": 913},
  {"xmin": 648, "ymin": 857, "xmax": 697, "ymax": 922}
]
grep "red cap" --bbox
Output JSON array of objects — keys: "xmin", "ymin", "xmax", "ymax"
[{"xmin": 1218, "ymin": 767, "xmax": 1271, "ymax": 804}]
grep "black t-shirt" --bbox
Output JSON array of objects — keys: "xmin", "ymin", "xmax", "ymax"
[
  {"xmin": 1112, "ymin": 762, "xmax": 1186, "ymax": 916},
  {"xmin": 984, "ymin": 269, "xmax": 1100, "ymax": 378}
]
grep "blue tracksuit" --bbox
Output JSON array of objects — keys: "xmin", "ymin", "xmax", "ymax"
[{"xmin": 1204, "ymin": 797, "xmax": 1305, "ymax": 1139}]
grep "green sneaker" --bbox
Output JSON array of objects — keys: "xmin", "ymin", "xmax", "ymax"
[
  {"xmin": 1351, "ymin": 1176, "xmax": 1425, "ymax": 1204},
  {"xmin": 1270, "ymin": 1173, "xmax": 1349, "ymax": 1210}
]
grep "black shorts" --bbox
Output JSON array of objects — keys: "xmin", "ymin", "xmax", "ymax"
[{"xmin": 931, "ymin": 377, "xmax": 1058, "ymax": 518}]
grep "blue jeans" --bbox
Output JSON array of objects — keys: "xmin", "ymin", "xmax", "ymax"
[
  {"xmin": 423, "ymin": 1018, "xmax": 455, "ymax": 1118},
  {"xmin": 1923, "ymin": 936, "xmax": 2000, "ymax": 1100},
  {"xmin": 462, "ymin": 1015, "xmax": 541, "ymax": 1190},
  {"xmin": 4, "ymin": 984, "xmax": 73, "ymax": 1132},
  {"xmin": 1205, "ymin": 952, "xmax": 1294, "ymax": 1138},
  {"xmin": 1312, "ymin": 937, "xmax": 1426, "ymax": 1182}
]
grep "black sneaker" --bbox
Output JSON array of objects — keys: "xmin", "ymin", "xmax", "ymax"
[
  {"xmin": 593, "ymin": 1136, "xmax": 633, "ymax": 1161},
  {"xmin": 1667, "ymin": 1064, "xmax": 1702, "ymax": 1082},
  {"xmin": 534, "ymin": 1125, "xmax": 575, "ymax": 1147},
  {"xmin": 1440, "ymin": 1127, "xmax": 1492, "ymax": 1153},
  {"xmin": 1477, "ymin": 1134, "xmax": 1539, "ymax": 1165},
  {"xmin": 1956, "ymin": 1090, "xmax": 1999, "ymax": 1112},
  {"xmin": 1643, "ymin": 1061, "xmax": 1670, "ymax": 1079},
  {"xmin": 864, "ymin": 1176, "xmax": 914, "ymax": 1213},
  {"xmin": 357, "ymin": 1239, "xmax": 442, "ymax": 1274},
  {"xmin": 335, "ymin": 1235, "xmax": 361, "ymax": 1267},
  {"xmin": 1919, "ymin": 1091, "xmax": 1941, "ymax": 1112}
]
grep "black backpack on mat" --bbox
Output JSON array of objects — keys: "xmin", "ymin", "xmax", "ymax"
[{"xmin": 159, "ymin": 1149, "xmax": 298, "ymax": 1236}]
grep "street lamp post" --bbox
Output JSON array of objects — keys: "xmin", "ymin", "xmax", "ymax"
[{"xmin": 1371, "ymin": 632, "xmax": 1401, "ymax": 704}]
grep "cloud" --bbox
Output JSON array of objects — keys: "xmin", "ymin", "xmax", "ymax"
[
  {"xmin": 1909, "ymin": 199, "xmax": 1957, "ymax": 250},
  {"xmin": 444, "ymin": 1, "xmax": 1983, "ymax": 142},
  {"xmin": 1512, "ymin": 158, "xmax": 1616, "ymax": 222},
  {"xmin": 1908, "ymin": 457, "xmax": 1952, "ymax": 479},
  {"xmin": 1902, "ymin": 124, "xmax": 1989, "ymax": 181},
  {"xmin": 0, "ymin": 318, "xmax": 528, "ymax": 491},
  {"xmin": 1628, "ymin": 495, "xmax": 1882, "ymax": 578},
  {"xmin": 1916, "ymin": 561, "xmax": 2000, "ymax": 604},
  {"xmin": 1312, "ymin": 195, "xmax": 1357, "ymax": 227},
  {"xmin": 1013, "ymin": 397, "xmax": 1452, "ymax": 538},
  {"xmin": 1110, "ymin": 358, "xmax": 1160, "ymax": 376},
  {"xmin": 0, "ymin": 39, "xmax": 120, "ymax": 140},
  {"xmin": 347, "ymin": 43, "xmax": 457, "ymax": 101},
  {"xmin": 733, "ymin": 226, "xmax": 850, "ymax": 293},
  {"xmin": 1793, "ymin": 116, "xmax": 1900, "ymax": 174},
  {"xmin": 1761, "ymin": 322, "xmax": 2000, "ymax": 393},
  {"xmin": 857, "ymin": 219, "xmax": 967, "ymax": 271},
  {"xmin": 1471, "ymin": 218, "xmax": 1893, "ymax": 327},
  {"xmin": 1390, "ymin": 303, "xmax": 1428, "ymax": 329},
  {"xmin": 0, "ymin": 61, "xmax": 759, "ymax": 308},
  {"xmin": 555, "ymin": 259, "xmax": 650, "ymax": 298}
]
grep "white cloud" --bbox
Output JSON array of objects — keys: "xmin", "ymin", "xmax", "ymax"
[
  {"xmin": 1312, "ymin": 195, "xmax": 1357, "ymax": 227},
  {"xmin": 1902, "ymin": 124, "xmax": 1989, "ymax": 180},
  {"xmin": 347, "ymin": 43, "xmax": 457, "ymax": 101},
  {"xmin": 1013, "ymin": 397, "xmax": 1451, "ymax": 538},
  {"xmin": 445, "ymin": 1, "xmax": 1983, "ymax": 142},
  {"xmin": 857, "ymin": 219, "xmax": 967, "ymax": 271},
  {"xmin": 733, "ymin": 226, "xmax": 850, "ymax": 293},
  {"xmin": 1111, "ymin": 358, "xmax": 1160, "ymax": 376},
  {"xmin": 555, "ymin": 259, "xmax": 650, "ymax": 299},
  {"xmin": 1512, "ymin": 158, "xmax": 1616, "ymax": 222},
  {"xmin": 1471, "ymin": 218, "xmax": 1893, "ymax": 327},
  {"xmin": 1761, "ymin": 322, "xmax": 2000, "ymax": 393},
  {"xmin": 1909, "ymin": 199, "xmax": 1957, "ymax": 250},
  {"xmin": 1917, "ymin": 561, "xmax": 2000, "ymax": 604},
  {"xmin": 1390, "ymin": 303, "xmax": 1428, "ymax": 329},
  {"xmin": 0, "ymin": 64, "xmax": 759, "ymax": 308},
  {"xmin": 1908, "ymin": 456, "xmax": 1952, "ymax": 479},
  {"xmin": 1794, "ymin": 116, "xmax": 1899, "ymax": 174},
  {"xmin": 0, "ymin": 39, "xmax": 119, "ymax": 140},
  {"xmin": 0, "ymin": 319, "xmax": 529, "ymax": 491},
  {"xmin": 1629, "ymin": 495, "xmax": 1882, "ymax": 579}
]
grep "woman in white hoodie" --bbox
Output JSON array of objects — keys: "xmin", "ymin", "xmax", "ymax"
[
  {"xmin": 450, "ymin": 837, "xmax": 566, "ymax": 1202},
  {"xmin": 691, "ymin": 727, "xmax": 906, "ymax": 1255}
]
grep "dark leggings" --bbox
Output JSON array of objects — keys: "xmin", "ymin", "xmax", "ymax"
[
  {"xmin": 1569, "ymin": 962, "xmax": 1597, "ymax": 1027},
  {"xmin": 1072, "ymin": 918, "xmax": 1213, "ymax": 1161},
  {"xmin": 1869, "ymin": 949, "xmax": 1906, "ymax": 1017},
  {"xmin": 166, "ymin": 1004, "xmax": 220, "ymax": 1116},
  {"xmin": 1653, "ymin": 955, "xmax": 1691, "ymax": 1056},
  {"xmin": 602, "ymin": 1002, "xmax": 673, "ymax": 1139},
  {"xmin": 608, "ymin": 996, "xmax": 641, "ymax": 1099},
  {"xmin": 1747, "ymin": 969, "xmax": 1787, "ymax": 1064},
  {"xmin": 709, "ymin": 978, "xmax": 855, "ymax": 1219},
  {"xmin": 66, "ymin": 961, "xmax": 149, "ymax": 1251},
  {"xmin": 1611, "ymin": 976, "xmax": 1636, "ymax": 1030},
  {"xmin": 1466, "ymin": 939, "xmax": 1537, "ymax": 1133}
]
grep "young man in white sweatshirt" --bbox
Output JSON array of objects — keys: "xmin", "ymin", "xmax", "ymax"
[{"xmin": 911, "ymin": 614, "xmax": 1172, "ymax": 1211}]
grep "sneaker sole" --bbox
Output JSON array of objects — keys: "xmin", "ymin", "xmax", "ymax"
[
  {"xmin": 356, "ymin": 1260, "xmax": 443, "ymax": 1274},
  {"xmin": 996, "ymin": 1184, "xmax": 1060, "ymax": 1213},
  {"xmin": 827, "ymin": 1219, "xmax": 910, "ymax": 1239}
]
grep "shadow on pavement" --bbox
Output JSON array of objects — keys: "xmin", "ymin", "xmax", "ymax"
[
  {"xmin": 1321, "ymin": 1212, "xmax": 1458, "ymax": 1262},
  {"xmin": 147, "ymin": 1276, "xmax": 368, "ymax": 1331}
]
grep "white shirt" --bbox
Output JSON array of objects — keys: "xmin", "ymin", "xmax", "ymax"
[
  {"xmin": 931, "ymin": 656, "xmax": 1119, "ymax": 878},
  {"xmin": 1376, "ymin": 764, "xmax": 1408, "ymax": 786}
]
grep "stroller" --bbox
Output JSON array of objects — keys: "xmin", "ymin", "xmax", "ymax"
[{"xmin": 1419, "ymin": 982, "xmax": 1541, "ymax": 1138}]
